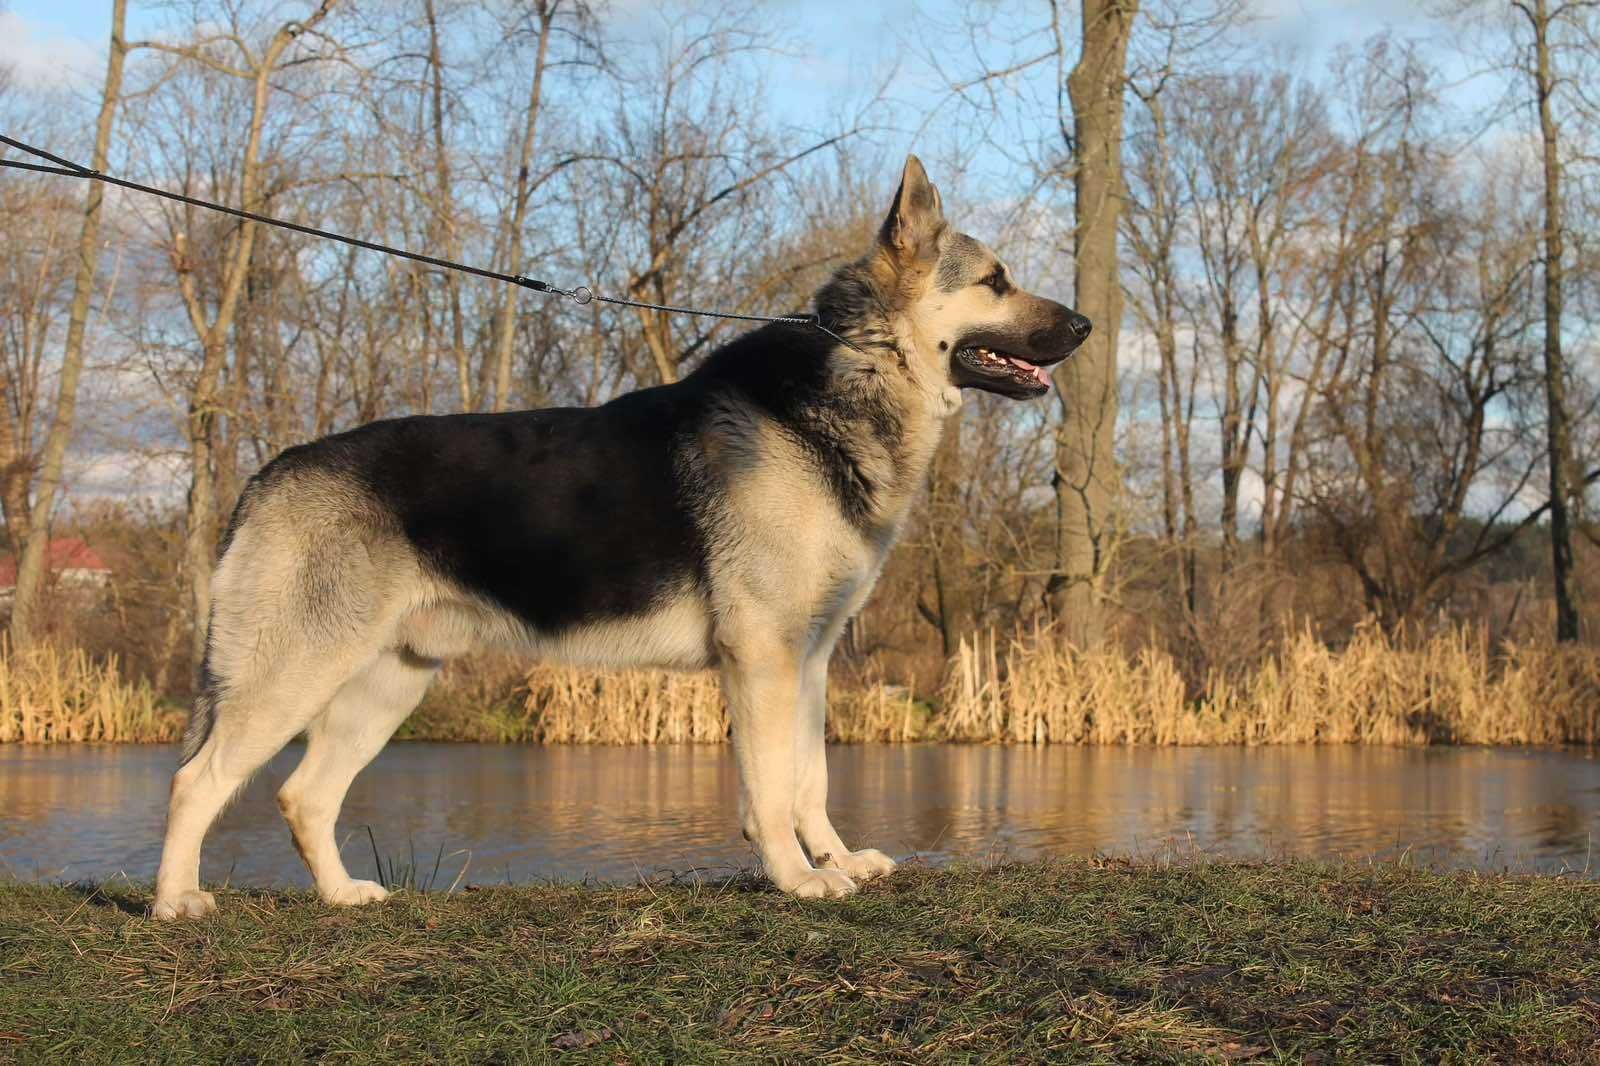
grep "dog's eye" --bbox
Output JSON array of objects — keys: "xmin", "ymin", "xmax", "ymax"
[{"xmin": 979, "ymin": 270, "xmax": 1008, "ymax": 295}]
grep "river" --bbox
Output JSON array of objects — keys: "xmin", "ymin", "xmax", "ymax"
[{"xmin": 3, "ymin": 743, "xmax": 1598, "ymax": 886}]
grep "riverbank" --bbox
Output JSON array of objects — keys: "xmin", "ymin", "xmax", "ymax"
[
  {"xmin": 6, "ymin": 626, "xmax": 1600, "ymax": 746},
  {"xmin": 3, "ymin": 860, "xmax": 1598, "ymax": 1062}
]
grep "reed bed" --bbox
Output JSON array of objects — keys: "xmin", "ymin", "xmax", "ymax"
[
  {"xmin": 0, "ymin": 643, "xmax": 179, "ymax": 743},
  {"xmin": 408, "ymin": 623, "xmax": 1600, "ymax": 746},
  {"xmin": 941, "ymin": 625, "xmax": 1600, "ymax": 745},
  {"xmin": 5, "ymin": 626, "xmax": 1599, "ymax": 746},
  {"xmin": 522, "ymin": 665, "xmax": 729, "ymax": 743},
  {"xmin": 413, "ymin": 663, "xmax": 928, "ymax": 743}
]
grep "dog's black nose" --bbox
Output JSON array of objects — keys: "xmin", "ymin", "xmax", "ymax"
[{"xmin": 1068, "ymin": 313, "xmax": 1093, "ymax": 341}]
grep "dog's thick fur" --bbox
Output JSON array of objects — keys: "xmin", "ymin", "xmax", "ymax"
[{"xmin": 152, "ymin": 157, "xmax": 1090, "ymax": 918}]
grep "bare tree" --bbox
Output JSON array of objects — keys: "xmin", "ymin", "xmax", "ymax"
[
  {"xmin": 134, "ymin": 0, "xmax": 341, "ymax": 673},
  {"xmin": 422, "ymin": 0, "xmax": 470, "ymax": 412},
  {"xmin": 9, "ymin": 0, "xmax": 130, "ymax": 647},
  {"xmin": 1123, "ymin": 82, "xmax": 1199, "ymax": 614},
  {"xmin": 481, "ymin": 0, "xmax": 567, "ymax": 413},
  {"xmin": 1515, "ymin": 0, "xmax": 1591, "ymax": 641},
  {"xmin": 1048, "ymin": 0, "xmax": 1139, "ymax": 645},
  {"xmin": 582, "ymin": 11, "xmax": 861, "ymax": 386},
  {"xmin": 0, "ymin": 163, "xmax": 66, "ymax": 555},
  {"xmin": 923, "ymin": 420, "xmax": 970, "ymax": 657},
  {"xmin": 1444, "ymin": 0, "xmax": 1599, "ymax": 638},
  {"xmin": 1298, "ymin": 54, "xmax": 1550, "ymax": 628}
]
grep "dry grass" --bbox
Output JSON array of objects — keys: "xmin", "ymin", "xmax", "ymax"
[
  {"xmin": 411, "ymin": 662, "xmax": 930, "ymax": 743},
  {"xmin": 406, "ymin": 623, "xmax": 1600, "ymax": 746},
  {"xmin": 942, "ymin": 623, "xmax": 1600, "ymax": 745},
  {"xmin": 5, "ymin": 625, "xmax": 1599, "ymax": 747},
  {"xmin": 522, "ymin": 665, "xmax": 730, "ymax": 743},
  {"xmin": 0, "ymin": 642, "xmax": 180, "ymax": 743},
  {"xmin": 492, "ymin": 617, "xmax": 1600, "ymax": 742}
]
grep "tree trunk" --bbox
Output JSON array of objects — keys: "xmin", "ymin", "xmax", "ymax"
[
  {"xmin": 636, "ymin": 304, "xmax": 679, "ymax": 386},
  {"xmin": 486, "ymin": 2, "xmax": 555, "ymax": 412},
  {"xmin": 1160, "ymin": 299, "xmax": 1199, "ymax": 619},
  {"xmin": 927, "ymin": 415, "xmax": 969, "ymax": 658},
  {"xmin": 173, "ymin": 2, "xmax": 338, "ymax": 675},
  {"xmin": 1526, "ymin": 0, "xmax": 1579, "ymax": 642},
  {"xmin": 423, "ymin": 0, "xmax": 470, "ymax": 412},
  {"xmin": 1051, "ymin": 0, "xmax": 1136, "ymax": 646},
  {"xmin": 10, "ymin": 0, "xmax": 128, "ymax": 647},
  {"xmin": 1217, "ymin": 297, "xmax": 1244, "ymax": 569},
  {"xmin": 182, "ymin": 336, "xmax": 226, "ymax": 674},
  {"xmin": 0, "ymin": 369, "xmax": 32, "ymax": 557}
]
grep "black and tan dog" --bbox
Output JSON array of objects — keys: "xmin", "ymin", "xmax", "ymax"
[{"xmin": 152, "ymin": 156, "xmax": 1091, "ymax": 919}]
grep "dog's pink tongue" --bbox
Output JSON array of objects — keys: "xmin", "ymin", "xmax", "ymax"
[{"xmin": 1007, "ymin": 356, "xmax": 1051, "ymax": 388}]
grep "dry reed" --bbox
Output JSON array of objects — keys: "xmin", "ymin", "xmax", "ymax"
[
  {"xmin": 472, "ymin": 624, "xmax": 1600, "ymax": 746},
  {"xmin": 5, "ymin": 626, "xmax": 1598, "ymax": 747},
  {"xmin": 510, "ymin": 664, "xmax": 926, "ymax": 743},
  {"xmin": 940, "ymin": 624, "xmax": 1600, "ymax": 745},
  {"xmin": 0, "ymin": 643, "xmax": 179, "ymax": 743}
]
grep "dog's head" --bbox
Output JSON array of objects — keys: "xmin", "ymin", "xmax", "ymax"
[{"xmin": 822, "ymin": 156, "xmax": 1091, "ymax": 402}]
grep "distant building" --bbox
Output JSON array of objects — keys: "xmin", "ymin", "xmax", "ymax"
[{"xmin": 0, "ymin": 538, "xmax": 113, "ymax": 603}]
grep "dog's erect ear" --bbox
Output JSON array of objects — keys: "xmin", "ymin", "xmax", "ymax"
[{"xmin": 880, "ymin": 154, "xmax": 945, "ymax": 262}]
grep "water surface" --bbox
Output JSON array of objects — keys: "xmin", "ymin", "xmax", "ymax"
[{"xmin": 3, "ymin": 743, "xmax": 1599, "ymax": 886}]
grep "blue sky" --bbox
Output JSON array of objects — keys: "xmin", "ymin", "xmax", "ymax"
[
  {"xmin": 2, "ymin": 0, "xmax": 1485, "ymax": 109},
  {"xmin": 3, "ymin": 0, "xmax": 1509, "ymax": 218}
]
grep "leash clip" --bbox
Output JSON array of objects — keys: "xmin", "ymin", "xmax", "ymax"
[{"xmin": 517, "ymin": 276, "xmax": 593, "ymax": 306}]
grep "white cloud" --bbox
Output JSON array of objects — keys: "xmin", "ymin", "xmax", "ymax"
[
  {"xmin": 1244, "ymin": 0, "xmax": 1437, "ymax": 51},
  {"xmin": 0, "ymin": 12, "xmax": 100, "ymax": 91},
  {"xmin": 68, "ymin": 447, "xmax": 186, "ymax": 505}
]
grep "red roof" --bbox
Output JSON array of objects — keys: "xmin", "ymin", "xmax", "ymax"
[{"xmin": 0, "ymin": 538, "xmax": 111, "ymax": 588}]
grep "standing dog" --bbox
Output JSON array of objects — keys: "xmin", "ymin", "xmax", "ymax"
[{"xmin": 152, "ymin": 156, "xmax": 1090, "ymax": 918}]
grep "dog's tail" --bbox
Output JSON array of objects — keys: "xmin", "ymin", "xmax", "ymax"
[
  {"xmin": 178, "ymin": 633, "xmax": 219, "ymax": 767},
  {"xmin": 177, "ymin": 469, "xmax": 266, "ymax": 768}
]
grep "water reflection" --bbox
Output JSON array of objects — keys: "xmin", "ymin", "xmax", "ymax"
[{"xmin": 2, "ymin": 743, "xmax": 1597, "ymax": 886}]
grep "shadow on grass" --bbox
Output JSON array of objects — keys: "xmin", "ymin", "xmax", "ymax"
[{"xmin": 57, "ymin": 880, "xmax": 147, "ymax": 917}]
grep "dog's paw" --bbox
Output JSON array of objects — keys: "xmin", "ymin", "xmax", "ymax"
[
  {"xmin": 821, "ymin": 848, "xmax": 897, "ymax": 882},
  {"xmin": 151, "ymin": 889, "xmax": 217, "ymax": 921},
  {"xmin": 321, "ymin": 879, "xmax": 391, "ymax": 907},
  {"xmin": 775, "ymin": 868, "xmax": 858, "ymax": 899}
]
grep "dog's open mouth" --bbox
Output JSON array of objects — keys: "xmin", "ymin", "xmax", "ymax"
[{"xmin": 952, "ymin": 345, "xmax": 1052, "ymax": 397}]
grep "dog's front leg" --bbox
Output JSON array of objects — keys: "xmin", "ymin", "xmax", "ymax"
[
  {"xmin": 794, "ymin": 650, "xmax": 897, "ymax": 882},
  {"xmin": 720, "ymin": 635, "xmax": 857, "ymax": 898}
]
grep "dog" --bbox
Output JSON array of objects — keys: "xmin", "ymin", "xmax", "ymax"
[{"xmin": 151, "ymin": 155, "xmax": 1091, "ymax": 918}]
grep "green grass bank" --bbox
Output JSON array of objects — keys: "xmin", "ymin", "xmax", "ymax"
[{"xmin": 3, "ymin": 860, "xmax": 1599, "ymax": 1063}]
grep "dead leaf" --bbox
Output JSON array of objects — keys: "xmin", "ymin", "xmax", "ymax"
[
  {"xmin": 1219, "ymin": 1042, "xmax": 1270, "ymax": 1061},
  {"xmin": 552, "ymin": 1026, "xmax": 612, "ymax": 1052}
]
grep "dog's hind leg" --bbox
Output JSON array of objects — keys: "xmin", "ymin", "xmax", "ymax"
[
  {"xmin": 153, "ymin": 502, "xmax": 399, "ymax": 921},
  {"xmin": 794, "ymin": 648, "xmax": 896, "ymax": 882},
  {"xmin": 152, "ymin": 661, "xmax": 352, "ymax": 920},
  {"xmin": 276, "ymin": 649, "xmax": 436, "ymax": 906}
]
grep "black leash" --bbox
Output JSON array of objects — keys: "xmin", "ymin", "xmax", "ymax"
[{"xmin": 0, "ymin": 133, "xmax": 864, "ymax": 353}]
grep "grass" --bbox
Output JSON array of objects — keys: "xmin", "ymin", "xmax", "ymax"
[
  {"xmin": 7, "ymin": 625, "xmax": 1600, "ymax": 747},
  {"xmin": 3, "ymin": 859, "xmax": 1599, "ymax": 1063}
]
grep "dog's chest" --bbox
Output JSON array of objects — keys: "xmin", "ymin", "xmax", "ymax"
[{"xmin": 808, "ymin": 516, "xmax": 904, "ymax": 638}]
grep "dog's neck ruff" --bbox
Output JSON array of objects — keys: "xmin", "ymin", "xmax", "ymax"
[{"xmin": 813, "ymin": 260, "xmax": 958, "ymax": 421}]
